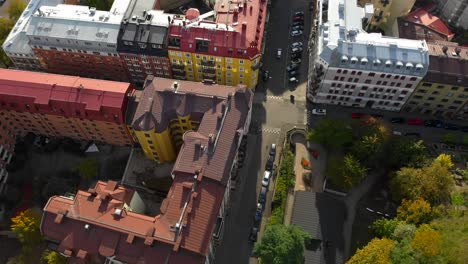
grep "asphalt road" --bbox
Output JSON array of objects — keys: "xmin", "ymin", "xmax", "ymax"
[{"xmin": 215, "ymin": 0, "xmax": 312, "ymax": 263}]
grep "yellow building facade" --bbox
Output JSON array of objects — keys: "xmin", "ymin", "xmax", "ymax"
[
  {"xmin": 129, "ymin": 114, "xmax": 201, "ymax": 163},
  {"xmin": 169, "ymin": 50, "xmax": 260, "ymax": 89}
]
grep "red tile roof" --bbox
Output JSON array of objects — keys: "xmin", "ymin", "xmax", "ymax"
[
  {"xmin": 167, "ymin": 0, "xmax": 267, "ymax": 59},
  {"xmin": 42, "ymin": 77, "xmax": 253, "ymax": 263},
  {"xmin": 0, "ymin": 69, "xmax": 134, "ymax": 123},
  {"xmin": 401, "ymin": 6, "xmax": 454, "ymax": 40}
]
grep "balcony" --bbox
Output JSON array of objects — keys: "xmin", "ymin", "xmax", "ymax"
[
  {"xmin": 172, "ymin": 63, "xmax": 185, "ymax": 70},
  {"xmin": 201, "ymin": 60, "xmax": 215, "ymax": 67},
  {"xmin": 202, "ymin": 67, "xmax": 216, "ymax": 74}
]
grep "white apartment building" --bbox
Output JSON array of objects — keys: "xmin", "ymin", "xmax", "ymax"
[
  {"xmin": 310, "ymin": 0, "xmax": 429, "ymax": 112},
  {"xmin": 2, "ymin": 0, "xmax": 63, "ymax": 71}
]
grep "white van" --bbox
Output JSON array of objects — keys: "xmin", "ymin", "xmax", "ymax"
[{"xmin": 277, "ymin": 48, "xmax": 282, "ymax": 59}]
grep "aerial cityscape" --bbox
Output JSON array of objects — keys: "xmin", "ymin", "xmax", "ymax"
[{"xmin": 0, "ymin": 0, "xmax": 467, "ymax": 263}]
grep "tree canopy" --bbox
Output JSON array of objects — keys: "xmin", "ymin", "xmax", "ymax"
[
  {"xmin": 397, "ymin": 198, "xmax": 434, "ymax": 225},
  {"xmin": 347, "ymin": 238, "xmax": 395, "ymax": 264},
  {"xmin": 8, "ymin": 0, "xmax": 27, "ymax": 21},
  {"xmin": 253, "ymin": 225, "xmax": 311, "ymax": 264},
  {"xmin": 76, "ymin": 158, "xmax": 99, "ymax": 180},
  {"xmin": 307, "ymin": 119, "xmax": 353, "ymax": 150},
  {"xmin": 42, "ymin": 250, "xmax": 66, "ymax": 264},
  {"xmin": 431, "ymin": 215, "xmax": 468, "ymax": 264},
  {"xmin": 370, "ymin": 218, "xmax": 402, "ymax": 238},
  {"xmin": 411, "ymin": 224, "xmax": 442, "ymax": 258},
  {"xmin": 10, "ymin": 209, "xmax": 43, "ymax": 251},
  {"xmin": 391, "ymin": 155, "xmax": 454, "ymax": 205},
  {"xmin": 388, "ymin": 139, "xmax": 429, "ymax": 169}
]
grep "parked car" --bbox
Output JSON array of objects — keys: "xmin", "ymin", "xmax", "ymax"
[
  {"xmin": 292, "ymin": 25, "xmax": 304, "ymax": 31},
  {"xmin": 289, "ymin": 77, "xmax": 299, "ymax": 83},
  {"xmin": 249, "ymin": 227, "xmax": 259, "ymax": 242},
  {"xmin": 290, "ymin": 47, "xmax": 303, "ymax": 54},
  {"xmin": 444, "ymin": 123, "xmax": 459, "ymax": 130},
  {"xmin": 286, "ymin": 63, "xmax": 299, "ymax": 72},
  {"xmin": 263, "ymin": 70, "xmax": 270, "ymax": 82},
  {"xmin": 424, "ymin": 119, "xmax": 444, "ymax": 128},
  {"xmin": 265, "ymin": 156, "xmax": 274, "ymax": 171},
  {"xmin": 262, "ymin": 171, "xmax": 271, "ymax": 187},
  {"xmin": 389, "ymin": 117, "xmax": 404, "ymax": 123},
  {"xmin": 291, "ymin": 58, "xmax": 302, "ymax": 64},
  {"xmin": 293, "ymin": 16, "xmax": 304, "ymax": 22},
  {"xmin": 290, "ymin": 42, "xmax": 303, "ymax": 49},
  {"xmin": 407, "ymin": 119, "xmax": 423, "ymax": 126},
  {"xmin": 291, "ymin": 52, "xmax": 302, "ymax": 59},
  {"xmin": 312, "ymin": 109, "xmax": 327, "ymax": 116},
  {"xmin": 259, "ymin": 187, "xmax": 268, "ymax": 203},
  {"xmin": 269, "ymin": 143, "xmax": 277, "ymax": 157},
  {"xmin": 290, "ymin": 30, "xmax": 303, "ymax": 37},
  {"xmin": 288, "ymin": 70, "xmax": 299, "ymax": 77},
  {"xmin": 294, "ymin": 11, "xmax": 305, "ymax": 17},
  {"xmin": 351, "ymin": 112, "xmax": 366, "ymax": 119},
  {"xmin": 309, "ymin": 2, "xmax": 314, "ymax": 11},
  {"xmin": 277, "ymin": 48, "xmax": 282, "ymax": 59},
  {"xmin": 254, "ymin": 204, "xmax": 263, "ymax": 222},
  {"xmin": 392, "ymin": 130, "xmax": 402, "ymax": 136},
  {"xmin": 292, "ymin": 21, "xmax": 304, "ymax": 27}
]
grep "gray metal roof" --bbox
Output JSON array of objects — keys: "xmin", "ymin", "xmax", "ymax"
[
  {"xmin": 2, "ymin": 0, "xmax": 63, "ymax": 55},
  {"xmin": 26, "ymin": 0, "xmax": 130, "ymax": 47},
  {"xmin": 291, "ymin": 191, "xmax": 346, "ymax": 264},
  {"xmin": 318, "ymin": 0, "xmax": 429, "ymax": 76}
]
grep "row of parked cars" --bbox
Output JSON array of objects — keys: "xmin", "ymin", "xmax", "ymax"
[
  {"xmin": 249, "ymin": 143, "xmax": 277, "ymax": 243},
  {"xmin": 288, "ymin": 11, "xmax": 305, "ymax": 84},
  {"xmin": 390, "ymin": 117, "xmax": 468, "ymax": 132}
]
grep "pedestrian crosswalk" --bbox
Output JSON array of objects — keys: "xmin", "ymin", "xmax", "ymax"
[
  {"xmin": 262, "ymin": 127, "xmax": 281, "ymax": 134},
  {"xmin": 266, "ymin": 95, "xmax": 284, "ymax": 101}
]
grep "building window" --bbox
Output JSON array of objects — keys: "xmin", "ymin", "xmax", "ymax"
[
  {"xmin": 169, "ymin": 37, "xmax": 181, "ymax": 47},
  {"xmin": 195, "ymin": 39, "xmax": 210, "ymax": 52}
]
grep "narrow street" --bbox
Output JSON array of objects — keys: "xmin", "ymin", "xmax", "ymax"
[{"xmin": 214, "ymin": 0, "xmax": 313, "ymax": 263}]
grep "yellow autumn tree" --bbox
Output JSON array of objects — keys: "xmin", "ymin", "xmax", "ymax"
[
  {"xmin": 11, "ymin": 209, "xmax": 43, "ymax": 251},
  {"xmin": 433, "ymin": 153, "xmax": 454, "ymax": 169},
  {"xmin": 347, "ymin": 238, "xmax": 395, "ymax": 264},
  {"xmin": 411, "ymin": 224, "xmax": 442, "ymax": 258},
  {"xmin": 397, "ymin": 198, "xmax": 433, "ymax": 225}
]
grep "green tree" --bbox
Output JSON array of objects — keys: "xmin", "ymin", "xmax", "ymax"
[
  {"xmin": 8, "ymin": 0, "xmax": 27, "ymax": 21},
  {"xmin": 10, "ymin": 209, "xmax": 43, "ymax": 252},
  {"xmin": 350, "ymin": 117, "xmax": 390, "ymax": 167},
  {"xmin": 431, "ymin": 215, "xmax": 468, "ymax": 264},
  {"xmin": 0, "ymin": 17, "xmax": 15, "ymax": 67},
  {"xmin": 388, "ymin": 138, "xmax": 429, "ymax": 169},
  {"xmin": 397, "ymin": 198, "xmax": 434, "ymax": 225},
  {"xmin": 254, "ymin": 225, "xmax": 311, "ymax": 264},
  {"xmin": 42, "ymin": 250, "xmax": 66, "ymax": 264},
  {"xmin": 347, "ymin": 238, "xmax": 395, "ymax": 264},
  {"xmin": 433, "ymin": 153, "xmax": 454, "ymax": 169},
  {"xmin": 370, "ymin": 218, "xmax": 401, "ymax": 238},
  {"xmin": 328, "ymin": 154, "xmax": 367, "ymax": 190},
  {"xmin": 307, "ymin": 119, "xmax": 353, "ymax": 150},
  {"xmin": 391, "ymin": 155, "xmax": 454, "ymax": 205},
  {"xmin": 392, "ymin": 223, "xmax": 416, "ymax": 241},
  {"xmin": 76, "ymin": 158, "xmax": 99, "ymax": 180}
]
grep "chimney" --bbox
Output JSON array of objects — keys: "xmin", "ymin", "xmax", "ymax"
[
  {"xmin": 442, "ymin": 46, "xmax": 448, "ymax": 55},
  {"xmin": 172, "ymin": 81, "xmax": 179, "ymax": 91},
  {"xmin": 455, "ymin": 47, "xmax": 461, "ymax": 56}
]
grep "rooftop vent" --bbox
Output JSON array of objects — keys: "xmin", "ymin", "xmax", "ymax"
[
  {"xmin": 172, "ymin": 81, "xmax": 179, "ymax": 90},
  {"xmin": 442, "ymin": 46, "xmax": 448, "ymax": 54},
  {"xmin": 455, "ymin": 47, "xmax": 461, "ymax": 55},
  {"xmin": 114, "ymin": 208, "xmax": 123, "ymax": 217},
  {"xmin": 84, "ymin": 224, "xmax": 90, "ymax": 230},
  {"xmin": 89, "ymin": 7, "xmax": 96, "ymax": 15}
]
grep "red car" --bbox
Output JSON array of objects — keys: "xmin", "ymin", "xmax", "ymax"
[
  {"xmin": 351, "ymin": 112, "xmax": 366, "ymax": 119},
  {"xmin": 407, "ymin": 119, "xmax": 423, "ymax": 126}
]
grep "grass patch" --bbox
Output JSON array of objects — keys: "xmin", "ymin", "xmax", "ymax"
[{"xmin": 268, "ymin": 150, "xmax": 295, "ymax": 225}]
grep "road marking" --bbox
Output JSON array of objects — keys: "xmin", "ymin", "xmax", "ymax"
[
  {"xmin": 262, "ymin": 127, "xmax": 281, "ymax": 134},
  {"xmin": 266, "ymin": 95, "xmax": 283, "ymax": 101}
]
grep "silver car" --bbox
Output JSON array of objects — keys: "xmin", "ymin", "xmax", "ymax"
[{"xmin": 290, "ymin": 30, "xmax": 303, "ymax": 37}]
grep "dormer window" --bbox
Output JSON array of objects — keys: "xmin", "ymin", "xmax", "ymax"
[
  {"xmin": 361, "ymin": 58, "xmax": 368, "ymax": 65},
  {"xmin": 415, "ymin": 63, "xmax": 423, "ymax": 71},
  {"xmin": 341, "ymin": 55, "xmax": 348, "ymax": 64},
  {"xmin": 373, "ymin": 59, "xmax": 381, "ymax": 67},
  {"xmin": 168, "ymin": 37, "xmax": 181, "ymax": 48},
  {"xmin": 395, "ymin": 61, "xmax": 403, "ymax": 69},
  {"xmin": 350, "ymin": 57, "xmax": 358, "ymax": 64},
  {"xmin": 405, "ymin": 62, "xmax": 414, "ymax": 70},
  {"xmin": 385, "ymin": 60, "xmax": 392, "ymax": 68}
]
